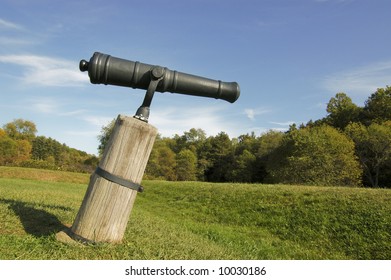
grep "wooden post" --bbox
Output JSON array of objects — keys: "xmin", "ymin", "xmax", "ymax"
[{"xmin": 70, "ymin": 115, "xmax": 157, "ymax": 243}]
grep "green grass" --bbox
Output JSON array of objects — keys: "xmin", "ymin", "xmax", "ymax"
[
  {"xmin": 0, "ymin": 166, "xmax": 89, "ymax": 184},
  {"xmin": 0, "ymin": 166, "xmax": 390, "ymax": 259}
]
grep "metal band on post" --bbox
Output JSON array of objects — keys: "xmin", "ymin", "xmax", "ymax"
[{"xmin": 95, "ymin": 166, "xmax": 144, "ymax": 192}]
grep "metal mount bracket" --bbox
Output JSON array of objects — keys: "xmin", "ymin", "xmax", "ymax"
[{"xmin": 134, "ymin": 66, "xmax": 166, "ymax": 122}]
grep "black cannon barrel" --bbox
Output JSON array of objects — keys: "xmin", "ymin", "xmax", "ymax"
[{"xmin": 79, "ymin": 52, "xmax": 240, "ymax": 103}]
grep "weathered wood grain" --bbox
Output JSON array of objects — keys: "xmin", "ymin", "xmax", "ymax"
[{"xmin": 71, "ymin": 115, "xmax": 157, "ymax": 243}]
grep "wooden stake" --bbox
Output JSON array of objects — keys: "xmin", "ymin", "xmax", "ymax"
[{"xmin": 70, "ymin": 115, "xmax": 157, "ymax": 243}]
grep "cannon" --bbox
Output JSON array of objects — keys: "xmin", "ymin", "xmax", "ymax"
[
  {"xmin": 80, "ymin": 52, "xmax": 240, "ymax": 121},
  {"xmin": 66, "ymin": 52, "xmax": 240, "ymax": 244}
]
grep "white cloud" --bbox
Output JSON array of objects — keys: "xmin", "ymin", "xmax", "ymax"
[
  {"xmin": 0, "ymin": 54, "xmax": 87, "ymax": 87},
  {"xmin": 244, "ymin": 108, "xmax": 270, "ymax": 121},
  {"xmin": 245, "ymin": 109, "xmax": 256, "ymax": 120},
  {"xmin": 0, "ymin": 18, "xmax": 24, "ymax": 31},
  {"xmin": 30, "ymin": 99, "xmax": 103, "ymax": 126},
  {"xmin": 32, "ymin": 99, "xmax": 59, "ymax": 114},
  {"xmin": 59, "ymin": 109, "xmax": 88, "ymax": 117},
  {"xmin": 0, "ymin": 37, "xmax": 35, "ymax": 46},
  {"xmin": 33, "ymin": 104, "xmax": 113, "ymax": 128},
  {"xmin": 322, "ymin": 60, "xmax": 391, "ymax": 97},
  {"xmin": 314, "ymin": 0, "xmax": 353, "ymax": 3},
  {"xmin": 31, "ymin": 99, "xmax": 86, "ymax": 116},
  {"xmin": 82, "ymin": 116, "xmax": 114, "ymax": 128},
  {"xmin": 266, "ymin": 121, "xmax": 296, "ymax": 132},
  {"xmin": 0, "ymin": 19, "xmax": 38, "ymax": 47},
  {"xmin": 270, "ymin": 121, "xmax": 296, "ymax": 126},
  {"xmin": 149, "ymin": 105, "xmax": 242, "ymax": 137},
  {"xmin": 65, "ymin": 130, "xmax": 101, "ymax": 137}
]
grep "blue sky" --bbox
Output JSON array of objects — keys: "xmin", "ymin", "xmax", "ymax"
[{"xmin": 1, "ymin": 0, "xmax": 390, "ymax": 155}]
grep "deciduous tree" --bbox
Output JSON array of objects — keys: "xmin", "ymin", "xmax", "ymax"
[
  {"xmin": 204, "ymin": 132, "xmax": 234, "ymax": 182},
  {"xmin": 3, "ymin": 119, "xmax": 37, "ymax": 141},
  {"xmin": 364, "ymin": 86, "xmax": 391, "ymax": 123},
  {"xmin": 345, "ymin": 121, "xmax": 391, "ymax": 187},
  {"xmin": 267, "ymin": 125, "xmax": 362, "ymax": 186},
  {"xmin": 176, "ymin": 149, "xmax": 197, "ymax": 181},
  {"xmin": 326, "ymin": 93, "xmax": 361, "ymax": 129}
]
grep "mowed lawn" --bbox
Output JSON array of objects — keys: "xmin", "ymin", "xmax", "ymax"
[{"xmin": 0, "ymin": 167, "xmax": 390, "ymax": 260}]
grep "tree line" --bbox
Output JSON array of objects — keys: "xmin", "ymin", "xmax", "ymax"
[
  {"xmin": 0, "ymin": 119, "xmax": 99, "ymax": 173},
  {"xmin": 1, "ymin": 86, "xmax": 390, "ymax": 188},
  {"xmin": 99, "ymin": 86, "xmax": 391, "ymax": 188}
]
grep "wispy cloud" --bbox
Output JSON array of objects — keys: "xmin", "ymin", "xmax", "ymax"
[
  {"xmin": 29, "ymin": 97, "xmax": 112, "ymax": 127},
  {"xmin": 269, "ymin": 121, "xmax": 296, "ymax": 126},
  {"xmin": 0, "ymin": 18, "xmax": 24, "ymax": 31},
  {"xmin": 314, "ymin": 0, "xmax": 353, "ymax": 3},
  {"xmin": 266, "ymin": 121, "xmax": 296, "ymax": 132},
  {"xmin": 0, "ymin": 18, "xmax": 40, "ymax": 48},
  {"xmin": 151, "ymin": 106, "xmax": 220, "ymax": 136},
  {"xmin": 244, "ymin": 108, "xmax": 270, "ymax": 121},
  {"xmin": 82, "ymin": 116, "xmax": 114, "ymax": 128},
  {"xmin": 149, "ymin": 104, "xmax": 244, "ymax": 137},
  {"xmin": 32, "ymin": 98, "xmax": 59, "ymax": 114},
  {"xmin": 0, "ymin": 54, "xmax": 87, "ymax": 87},
  {"xmin": 59, "ymin": 109, "xmax": 89, "ymax": 117},
  {"xmin": 245, "ymin": 109, "xmax": 256, "ymax": 121},
  {"xmin": 0, "ymin": 37, "xmax": 35, "ymax": 46},
  {"xmin": 150, "ymin": 106, "xmax": 273, "ymax": 137},
  {"xmin": 322, "ymin": 60, "xmax": 391, "ymax": 97}
]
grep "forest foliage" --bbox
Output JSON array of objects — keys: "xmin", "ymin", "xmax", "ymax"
[
  {"xmin": 0, "ymin": 119, "xmax": 99, "ymax": 173},
  {"xmin": 139, "ymin": 86, "xmax": 391, "ymax": 188},
  {"xmin": 1, "ymin": 86, "xmax": 390, "ymax": 188}
]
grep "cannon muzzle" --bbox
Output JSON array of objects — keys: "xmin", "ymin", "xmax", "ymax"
[{"xmin": 80, "ymin": 52, "xmax": 240, "ymax": 103}]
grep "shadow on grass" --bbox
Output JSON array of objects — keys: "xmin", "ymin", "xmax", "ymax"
[{"xmin": 0, "ymin": 198, "xmax": 70, "ymax": 237}]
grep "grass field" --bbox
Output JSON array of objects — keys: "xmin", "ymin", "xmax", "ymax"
[{"xmin": 0, "ymin": 166, "xmax": 390, "ymax": 260}]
